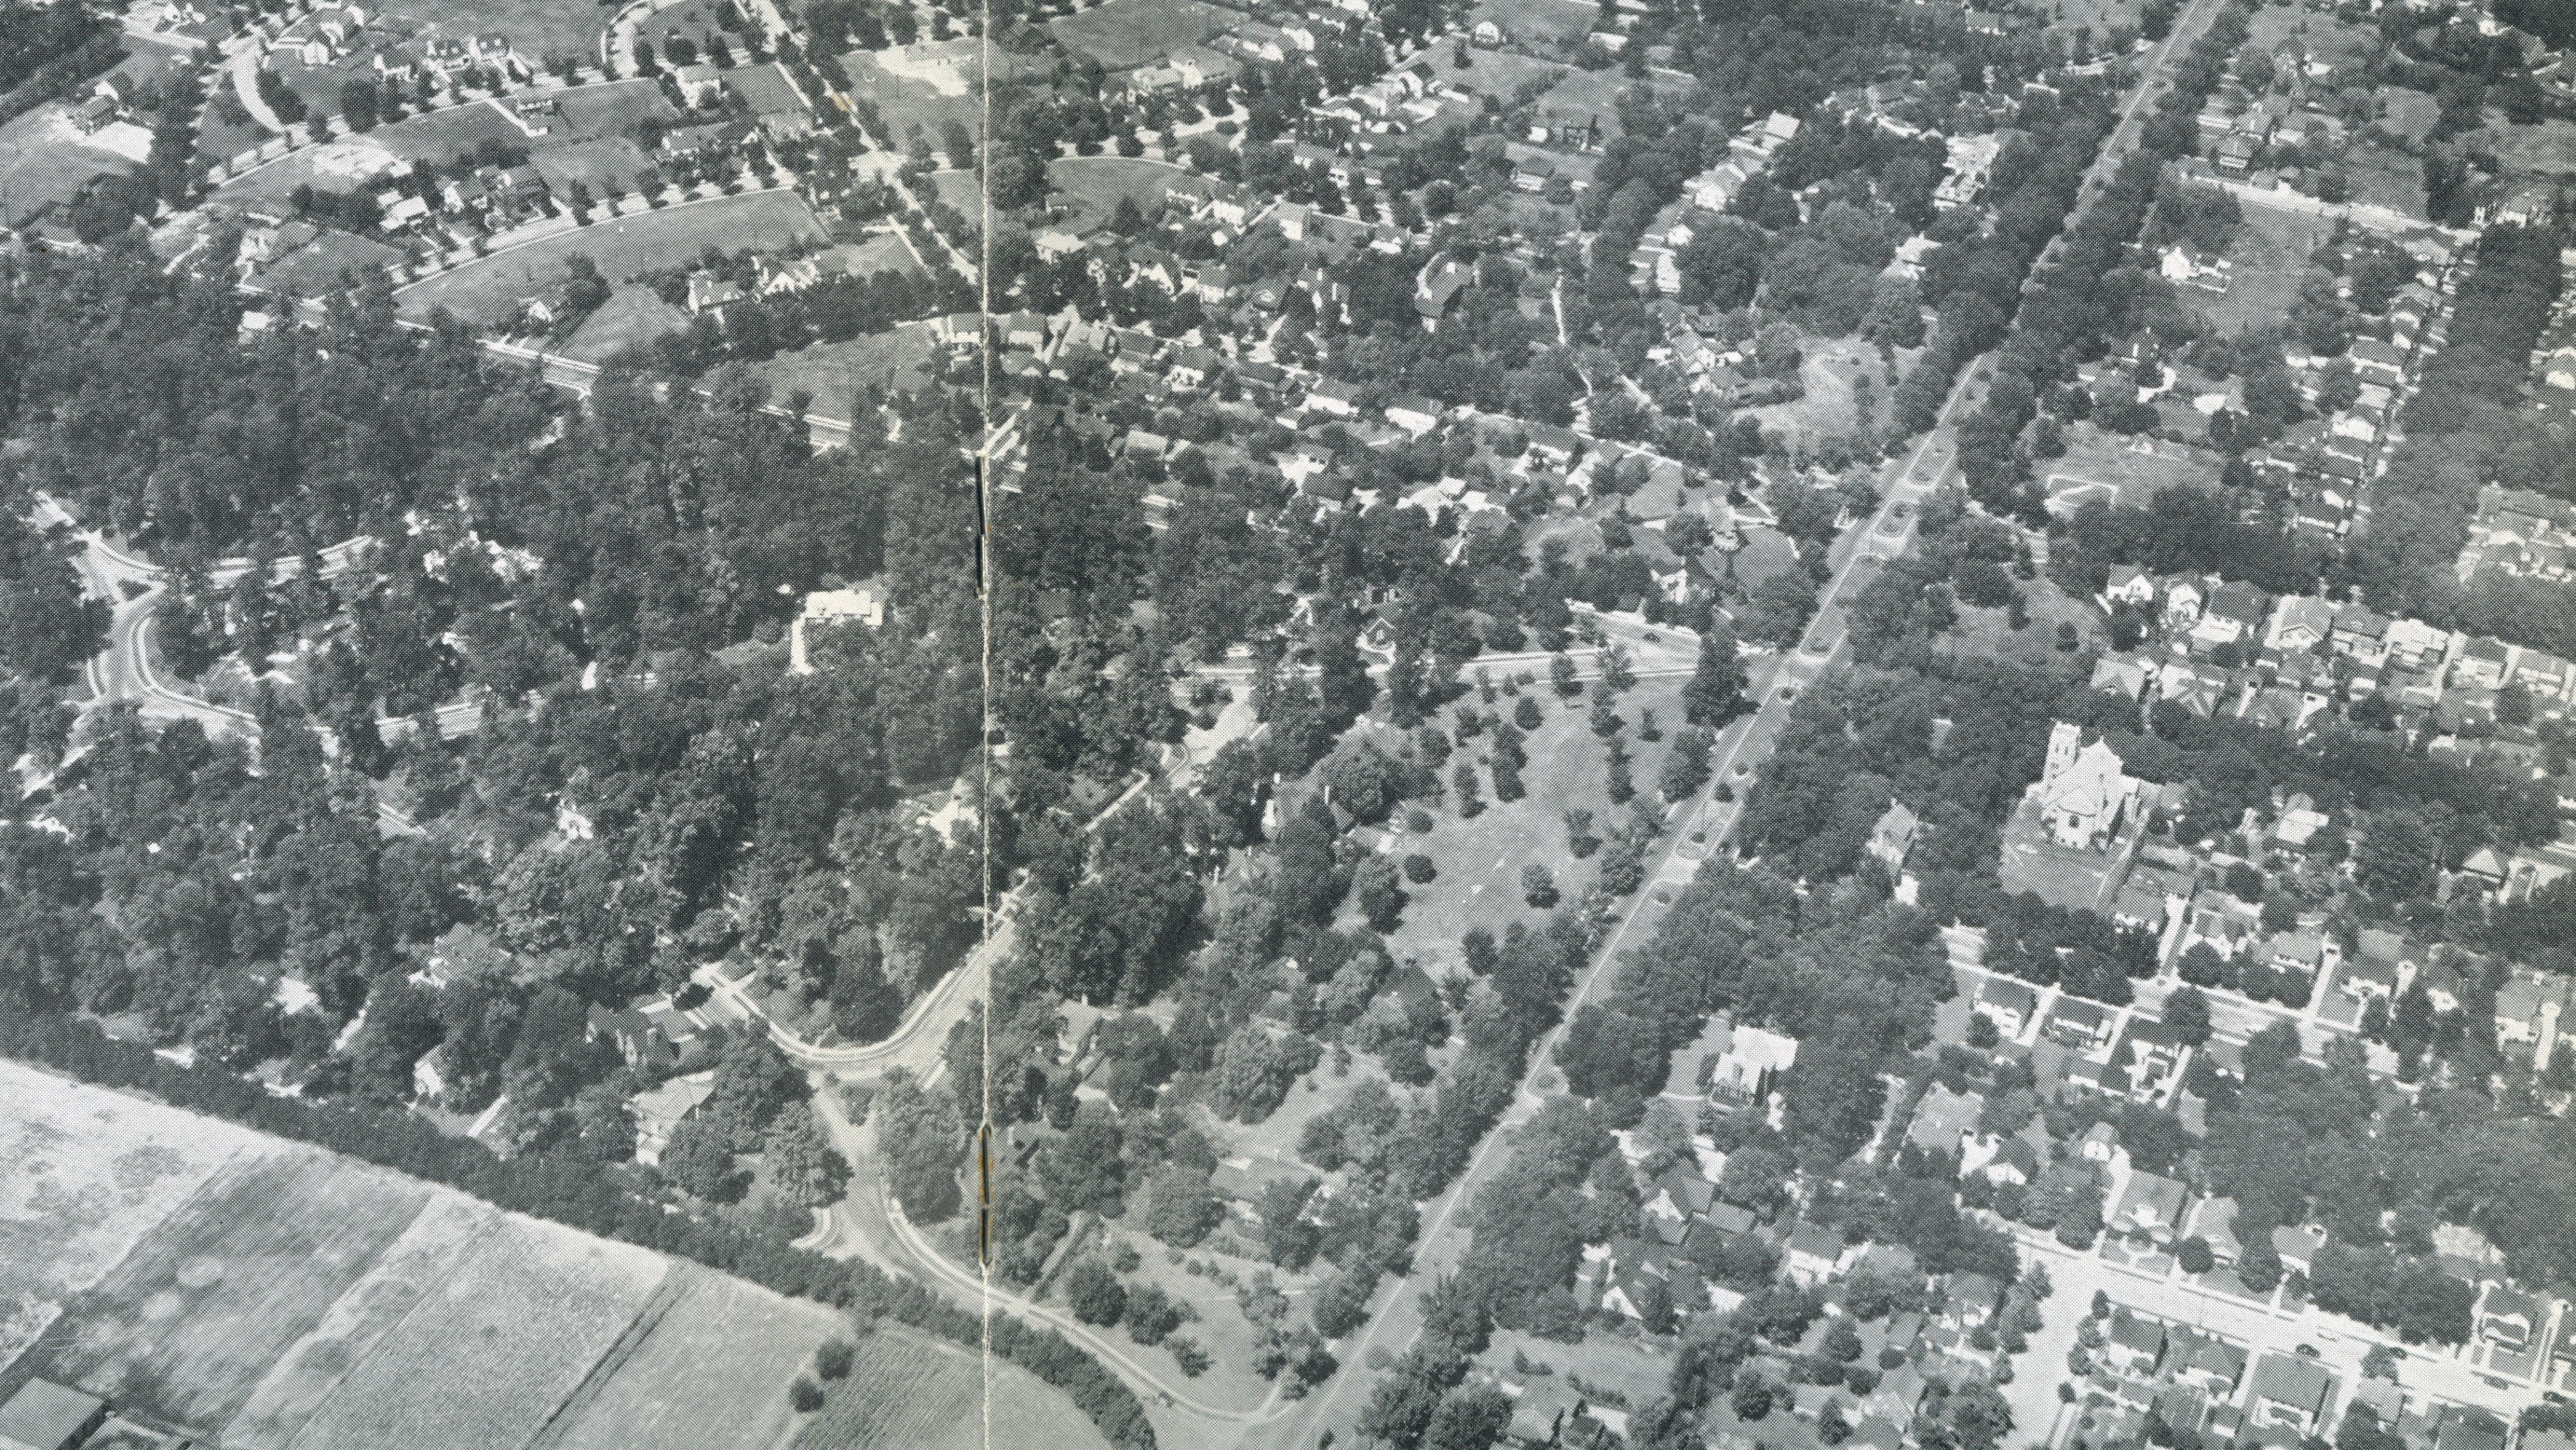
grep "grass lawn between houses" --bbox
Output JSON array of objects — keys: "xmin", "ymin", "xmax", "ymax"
[
  {"xmin": 1046, "ymin": 0, "xmax": 1237, "ymax": 70},
  {"xmin": 393, "ymin": 188, "xmax": 827, "ymax": 324}
]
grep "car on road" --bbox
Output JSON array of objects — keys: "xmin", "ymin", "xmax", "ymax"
[
  {"xmin": 2296, "ymin": 1346, "xmax": 2319, "ymax": 1358},
  {"xmin": 2483, "ymin": 1375, "xmax": 2513, "ymax": 1391},
  {"xmin": 1806, "ymin": 636, "xmax": 1831, "ymax": 654},
  {"xmin": 1777, "ymin": 685, "xmax": 1797, "ymax": 703},
  {"xmin": 2542, "ymin": 1390, "xmax": 2564, "ymax": 1405}
]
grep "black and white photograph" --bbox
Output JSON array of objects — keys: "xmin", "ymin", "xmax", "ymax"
[{"xmin": 1, "ymin": 0, "xmax": 2573, "ymax": 1445}]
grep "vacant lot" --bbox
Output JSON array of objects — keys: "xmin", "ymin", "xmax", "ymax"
[
  {"xmin": 2469, "ymin": 115, "xmax": 2576, "ymax": 179},
  {"xmin": 1048, "ymin": 154, "xmax": 1193, "ymax": 226},
  {"xmin": 560, "ymin": 281, "xmax": 689, "ymax": 361},
  {"xmin": 547, "ymin": 1267, "xmax": 841, "ymax": 1450},
  {"xmin": 402, "ymin": 0, "xmax": 609, "ymax": 68},
  {"xmin": 2197, "ymin": 200, "xmax": 2328, "ymax": 335},
  {"xmin": 837, "ymin": 51, "xmax": 983, "ymax": 148},
  {"xmin": 395, "ymin": 190, "xmax": 826, "ymax": 322},
  {"xmin": 5, "ymin": 1154, "xmax": 432, "ymax": 1434},
  {"xmin": 281, "ymin": 1213, "xmax": 671, "ymax": 1449},
  {"xmin": 1466, "ymin": 0, "xmax": 1597, "ymax": 52},
  {"xmin": 528, "ymin": 134, "xmax": 657, "ymax": 197},
  {"xmin": 749, "ymin": 320, "xmax": 945, "ymax": 415},
  {"xmin": 550, "ymin": 77, "xmax": 677, "ymax": 142},
  {"xmin": 1046, "ymin": 0, "xmax": 1233, "ymax": 69},
  {"xmin": 0, "ymin": 1060, "xmax": 260, "ymax": 1370}
]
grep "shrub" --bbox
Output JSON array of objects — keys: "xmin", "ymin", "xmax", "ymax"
[
  {"xmin": 790, "ymin": 1375, "xmax": 825, "ymax": 1413},
  {"xmin": 1402, "ymin": 853, "xmax": 1437, "ymax": 882},
  {"xmin": 815, "ymin": 1338, "xmax": 854, "ymax": 1379}
]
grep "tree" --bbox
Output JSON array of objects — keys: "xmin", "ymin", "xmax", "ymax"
[
  {"xmin": 765, "ymin": 1101, "xmax": 853, "ymax": 1209},
  {"xmin": 1521, "ymin": 864, "xmax": 1559, "ymax": 908},
  {"xmin": 1683, "ymin": 619, "xmax": 1750, "ymax": 726},
  {"xmin": 661, "ymin": 1114, "xmax": 748, "ymax": 1201},
  {"xmin": 1064, "ymin": 1261, "xmax": 1128, "ymax": 1324},
  {"xmin": 2178, "ymin": 1236, "xmax": 2215, "ymax": 1275},
  {"xmin": 2237, "ymin": 1229, "xmax": 2285, "ymax": 1293},
  {"xmin": 789, "ymin": 1375, "xmax": 824, "ymax": 1412},
  {"xmin": 1146, "ymin": 1163, "xmax": 1221, "ymax": 1247},
  {"xmin": 2163, "ymin": 985, "xmax": 2213, "ymax": 1046}
]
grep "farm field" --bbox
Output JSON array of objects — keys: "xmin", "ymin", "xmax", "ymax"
[
  {"xmin": 394, "ymin": 189, "xmax": 827, "ymax": 323},
  {"xmin": 543, "ymin": 1267, "xmax": 838, "ymax": 1450},
  {"xmin": 791, "ymin": 1326, "xmax": 1108, "ymax": 1450},
  {"xmin": 279, "ymin": 1211, "xmax": 672, "ymax": 1449},
  {"xmin": 0, "ymin": 1060, "xmax": 1111, "ymax": 1450},
  {"xmin": 2, "ymin": 1155, "xmax": 433, "ymax": 1433},
  {"xmin": 1045, "ymin": 0, "xmax": 1236, "ymax": 70},
  {"xmin": 0, "ymin": 1060, "xmax": 262, "ymax": 1369}
]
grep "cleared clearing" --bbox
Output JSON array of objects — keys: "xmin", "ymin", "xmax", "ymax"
[
  {"xmin": 3, "ymin": 1154, "xmax": 431, "ymax": 1434},
  {"xmin": 279, "ymin": 1212, "xmax": 670, "ymax": 1450},
  {"xmin": 541, "ymin": 1266, "xmax": 839, "ymax": 1450},
  {"xmin": 0, "ymin": 1060, "xmax": 261, "ymax": 1371},
  {"xmin": 225, "ymin": 1195, "xmax": 497, "ymax": 1450}
]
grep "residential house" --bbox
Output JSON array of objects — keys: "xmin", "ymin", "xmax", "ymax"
[
  {"xmin": 2101, "ymin": 1310, "xmax": 2167, "ymax": 1376},
  {"xmin": 632, "ymin": 1071, "xmax": 716, "ymax": 1165},
  {"xmin": 2108, "ymin": 1171, "xmax": 2188, "ymax": 1242},
  {"xmin": 2247, "ymin": 1353, "xmax": 2335, "ymax": 1432},
  {"xmin": 2196, "ymin": 581, "xmax": 2269, "ymax": 648},
  {"xmin": 1868, "ymin": 800, "xmax": 1923, "ymax": 873},
  {"xmin": 1386, "ymin": 395, "xmax": 1442, "ymax": 435},
  {"xmin": 1708, "ymin": 1024, "xmax": 1798, "ymax": 1105},
  {"xmin": 2475, "ymin": 1283, "xmax": 2541, "ymax": 1351},
  {"xmin": 1974, "ymin": 978, "xmax": 2038, "ymax": 1039},
  {"xmin": 2266, "ymin": 596, "xmax": 2334, "ymax": 654},
  {"xmin": 1784, "ymin": 1222, "xmax": 1851, "ymax": 1287},
  {"xmin": 1905, "ymin": 1084, "xmax": 1984, "ymax": 1158}
]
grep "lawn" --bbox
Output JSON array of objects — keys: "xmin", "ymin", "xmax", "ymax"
[
  {"xmin": 2195, "ymin": 200, "xmax": 2328, "ymax": 335},
  {"xmin": 279, "ymin": 1212, "xmax": 672, "ymax": 1449},
  {"xmin": 1116, "ymin": 1226, "xmax": 1315, "ymax": 1412},
  {"xmin": 1465, "ymin": 0, "xmax": 1598, "ymax": 52},
  {"xmin": 550, "ymin": 76, "xmax": 680, "ymax": 142},
  {"xmin": 1749, "ymin": 346, "xmax": 1906, "ymax": 455},
  {"xmin": 399, "ymin": 0, "xmax": 611, "ymax": 68},
  {"xmin": 747, "ymin": 320, "xmax": 946, "ymax": 414},
  {"xmin": 1357, "ymin": 671, "xmax": 1696, "ymax": 984},
  {"xmin": 794, "ymin": 1324, "xmax": 1109, "ymax": 1450},
  {"xmin": 837, "ymin": 50, "xmax": 984, "ymax": 148},
  {"xmin": 1539, "ymin": 65, "xmax": 1693, "ymax": 146},
  {"xmin": 3, "ymin": 1154, "xmax": 434, "ymax": 1435},
  {"xmin": 2465, "ymin": 115, "xmax": 2576, "ymax": 179},
  {"xmin": 1047, "ymin": 0, "xmax": 1234, "ymax": 68},
  {"xmin": 2046, "ymin": 426, "xmax": 2222, "ymax": 513},
  {"xmin": 0, "ymin": 1060, "xmax": 262, "ymax": 1372},
  {"xmin": 1939, "ymin": 569, "xmax": 2101, "ymax": 669},
  {"xmin": 560, "ymin": 281, "xmax": 689, "ymax": 361},
  {"xmin": 395, "ymin": 189, "xmax": 827, "ymax": 323},
  {"xmin": 1048, "ymin": 154, "xmax": 1195, "ymax": 226},
  {"xmin": 0, "ymin": 106, "xmax": 135, "ymax": 229},
  {"xmin": 548, "ymin": 1267, "xmax": 843, "ymax": 1450},
  {"xmin": 528, "ymin": 134, "xmax": 658, "ymax": 198}
]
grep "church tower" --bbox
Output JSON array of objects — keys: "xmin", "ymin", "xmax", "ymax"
[{"xmin": 2043, "ymin": 721, "xmax": 2082, "ymax": 793}]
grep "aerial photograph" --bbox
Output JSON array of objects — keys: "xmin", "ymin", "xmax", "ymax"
[{"xmin": 0, "ymin": 0, "xmax": 2571, "ymax": 1444}]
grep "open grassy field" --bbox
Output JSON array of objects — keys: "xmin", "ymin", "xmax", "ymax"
[
  {"xmin": 395, "ymin": 190, "xmax": 827, "ymax": 322},
  {"xmin": 0, "ymin": 106, "xmax": 135, "ymax": 228},
  {"xmin": 225, "ymin": 1195, "xmax": 497, "ymax": 1450},
  {"xmin": 560, "ymin": 281, "xmax": 690, "ymax": 360},
  {"xmin": 4, "ymin": 1155, "xmax": 433, "ymax": 1432},
  {"xmin": 550, "ymin": 78, "xmax": 679, "ymax": 142},
  {"xmin": 1465, "ymin": 0, "xmax": 1596, "ymax": 52},
  {"xmin": 544, "ymin": 1267, "xmax": 839, "ymax": 1450},
  {"xmin": 837, "ymin": 51, "xmax": 985, "ymax": 148},
  {"xmin": 2467, "ymin": 115, "xmax": 2576, "ymax": 179},
  {"xmin": 2196, "ymin": 200, "xmax": 2331, "ymax": 335},
  {"xmin": 0, "ymin": 1060, "xmax": 261, "ymax": 1369},
  {"xmin": 266, "ymin": 1212, "xmax": 673, "ymax": 1449},
  {"xmin": 747, "ymin": 320, "xmax": 945, "ymax": 413},
  {"xmin": 792, "ymin": 1326, "xmax": 1104, "ymax": 1450},
  {"xmin": 1540, "ymin": 65, "xmax": 1692, "ymax": 146},
  {"xmin": 1048, "ymin": 155, "xmax": 1195, "ymax": 227},
  {"xmin": 528, "ymin": 134, "xmax": 657, "ymax": 198},
  {"xmin": 1046, "ymin": 0, "xmax": 1235, "ymax": 68},
  {"xmin": 2047, "ymin": 427, "xmax": 2221, "ymax": 513},
  {"xmin": 1356, "ymin": 671, "xmax": 1695, "ymax": 983},
  {"xmin": 397, "ymin": 0, "xmax": 610, "ymax": 68}
]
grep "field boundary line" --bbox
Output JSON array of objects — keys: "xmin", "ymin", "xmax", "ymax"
[
  {"xmin": 274, "ymin": 1211, "xmax": 502, "ymax": 1450},
  {"xmin": 523, "ymin": 1265, "xmax": 701, "ymax": 1450}
]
